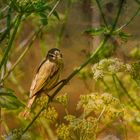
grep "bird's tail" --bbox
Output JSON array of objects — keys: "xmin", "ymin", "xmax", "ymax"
[{"xmin": 21, "ymin": 96, "xmax": 36, "ymax": 119}]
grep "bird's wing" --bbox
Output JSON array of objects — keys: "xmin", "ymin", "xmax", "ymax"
[{"xmin": 29, "ymin": 60, "xmax": 57, "ymax": 98}]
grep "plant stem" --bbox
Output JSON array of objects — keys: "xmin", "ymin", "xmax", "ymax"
[
  {"xmin": 0, "ymin": 0, "xmax": 61, "ymax": 84},
  {"xmin": 114, "ymin": 74, "xmax": 140, "ymax": 111},
  {"xmin": 97, "ymin": 106, "xmax": 106, "ymax": 122},
  {"xmin": 101, "ymin": 79, "xmax": 110, "ymax": 91},
  {"xmin": 0, "ymin": 14, "xmax": 22, "ymax": 71},
  {"xmin": 112, "ymin": 74, "xmax": 121, "ymax": 99},
  {"xmin": 95, "ymin": 0, "xmax": 108, "ymax": 28},
  {"xmin": 47, "ymin": 0, "xmax": 61, "ymax": 17},
  {"xmin": 50, "ymin": 0, "xmax": 124, "ymax": 100},
  {"xmin": 117, "ymin": 7, "xmax": 140, "ymax": 31},
  {"xmin": 0, "ymin": 27, "xmax": 42, "ymax": 84},
  {"xmin": 19, "ymin": 0, "xmax": 125, "ymax": 138},
  {"xmin": 21, "ymin": 106, "xmax": 46, "ymax": 136},
  {"xmin": 0, "ymin": 15, "xmax": 17, "ymax": 43},
  {"xmin": 56, "ymin": 0, "xmax": 71, "ymax": 48}
]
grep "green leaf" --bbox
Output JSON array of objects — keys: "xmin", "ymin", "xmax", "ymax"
[
  {"xmin": 39, "ymin": 12, "xmax": 48, "ymax": 25},
  {"xmin": 0, "ymin": 87, "xmax": 24, "ymax": 109},
  {"xmin": 84, "ymin": 27, "xmax": 106, "ymax": 36},
  {"xmin": 118, "ymin": 31, "xmax": 132, "ymax": 41},
  {"xmin": 52, "ymin": 10, "xmax": 60, "ymax": 20}
]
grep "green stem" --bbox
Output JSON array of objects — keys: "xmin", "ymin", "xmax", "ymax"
[
  {"xmin": 117, "ymin": 7, "xmax": 140, "ymax": 31},
  {"xmin": 95, "ymin": 0, "xmax": 108, "ymax": 28},
  {"xmin": 0, "ymin": 0, "xmax": 61, "ymax": 84},
  {"xmin": 50, "ymin": 0, "xmax": 124, "ymax": 100},
  {"xmin": 101, "ymin": 79, "xmax": 110, "ymax": 91},
  {"xmin": 56, "ymin": 0, "xmax": 71, "ymax": 47},
  {"xmin": 51, "ymin": 38, "xmax": 108, "ymax": 100},
  {"xmin": 112, "ymin": 74, "xmax": 121, "ymax": 99},
  {"xmin": 0, "ymin": 14, "xmax": 22, "ymax": 71},
  {"xmin": 21, "ymin": 106, "xmax": 46, "ymax": 136},
  {"xmin": 114, "ymin": 74, "xmax": 140, "ymax": 111},
  {"xmin": 19, "ymin": 1, "xmax": 124, "ymax": 137},
  {"xmin": 0, "ymin": 15, "xmax": 17, "ymax": 43},
  {"xmin": 0, "ymin": 26, "xmax": 42, "ymax": 84}
]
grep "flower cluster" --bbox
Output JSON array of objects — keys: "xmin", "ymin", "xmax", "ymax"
[
  {"xmin": 77, "ymin": 93, "xmax": 123, "ymax": 120},
  {"xmin": 56, "ymin": 116, "xmax": 97, "ymax": 140},
  {"xmin": 77, "ymin": 93, "xmax": 103, "ymax": 112},
  {"xmin": 56, "ymin": 92, "xmax": 123, "ymax": 140},
  {"xmin": 101, "ymin": 92, "xmax": 120, "ymax": 105},
  {"xmin": 56, "ymin": 124, "xmax": 70, "ymax": 140},
  {"xmin": 77, "ymin": 93, "xmax": 119, "ymax": 111},
  {"xmin": 40, "ymin": 106, "xmax": 58, "ymax": 123},
  {"xmin": 35, "ymin": 95, "xmax": 49, "ymax": 107},
  {"xmin": 55, "ymin": 93, "xmax": 68, "ymax": 107},
  {"xmin": 16, "ymin": 0, "xmax": 41, "ymax": 8},
  {"xmin": 92, "ymin": 58, "xmax": 133, "ymax": 80}
]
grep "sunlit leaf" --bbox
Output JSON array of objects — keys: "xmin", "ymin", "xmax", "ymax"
[{"xmin": 0, "ymin": 87, "xmax": 24, "ymax": 109}]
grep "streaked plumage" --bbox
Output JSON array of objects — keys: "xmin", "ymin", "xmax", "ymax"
[{"xmin": 22, "ymin": 48, "xmax": 63, "ymax": 118}]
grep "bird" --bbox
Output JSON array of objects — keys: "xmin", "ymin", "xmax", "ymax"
[{"xmin": 22, "ymin": 48, "xmax": 64, "ymax": 118}]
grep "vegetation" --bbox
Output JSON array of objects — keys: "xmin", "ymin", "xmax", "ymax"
[{"xmin": 0, "ymin": 0, "xmax": 140, "ymax": 140}]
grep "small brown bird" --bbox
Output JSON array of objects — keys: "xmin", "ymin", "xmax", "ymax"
[{"xmin": 22, "ymin": 48, "xmax": 63, "ymax": 118}]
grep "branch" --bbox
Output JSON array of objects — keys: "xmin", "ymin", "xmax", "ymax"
[
  {"xmin": 20, "ymin": 1, "xmax": 125, "ymax": 137},
  {"xmin": 0, "ymin": 0, "xmax": 61, "ymax": 84}
]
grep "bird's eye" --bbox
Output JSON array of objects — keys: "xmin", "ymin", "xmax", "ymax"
[{"xmin": 48, "ymin": 53, "xmax": 55, "ymax": 58}]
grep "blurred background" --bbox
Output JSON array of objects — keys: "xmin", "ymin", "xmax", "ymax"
[{"xmin": 0, "ymin": 0, "xmax": 140, "ymax": 140}]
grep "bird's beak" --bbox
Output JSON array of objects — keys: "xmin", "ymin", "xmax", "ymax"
[{"xmin": 57, "ymin": 54, "xmax": 63, "ymax": 60}]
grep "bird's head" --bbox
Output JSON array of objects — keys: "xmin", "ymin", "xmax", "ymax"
[{"xmin": 47, "ymin": 48, "xmax": 63, "ymax": 63}]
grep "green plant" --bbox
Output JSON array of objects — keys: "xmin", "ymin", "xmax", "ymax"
[{"xmin": 1, "ymin": 0, "xmax": 140, "ymax": 140}]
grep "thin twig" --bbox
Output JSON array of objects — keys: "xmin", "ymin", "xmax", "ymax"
[
  {"xmin": 0, "ymin": 27, "xmax": 42, "ymax": 84},
  {"xmin": 56, "ymin": 0, "xmax": 71, "ymax": 47},
  {"xmin": 47, "ymin": 0, "xmax": 61, "ymax": 17},
  {"xmin": 20, "ymin": 1, "xmax": 125, "ymax": 137},
  {"xmin": 95, "ymin": 0, "xmax": 108, "ymax": 28},
  {"xmin": 101, "ymin": 78, "xmax": 110, "ymax": 91},
  {"xmin": 0, "ymin": 0, "xmax": 61, "ymax": 84},
  {"xmin": 0, "ymin": 5, "xmax": 9, "ymax": 13},
  {"xmin": 0, "ymin": 14, "xmax": 22, "ymax": 71},
  {"xmin": 114, "ymin": 74, "xmax": 140, "ymax": 111},
  {"xmin": 97, "ymin": 106, "xmax": 106, "ymax": 122},
  {"xmin": 117, "ymin": 6, "xmax": 140, "ymax": 31},
  {"xmin": 112, "ymin": 74, "xmax": 121, "ymax": 99}
]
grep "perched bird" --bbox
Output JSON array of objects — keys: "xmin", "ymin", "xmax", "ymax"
[{"xmin": 22, "ymin": 48, "xmax": 63, "ymax": 118}]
